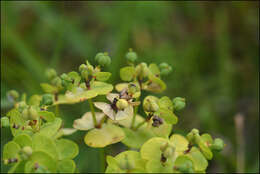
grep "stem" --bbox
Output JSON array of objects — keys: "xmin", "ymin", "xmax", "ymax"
[
  {"xmin": 99, "ymin": 148, "xmax": 106, "ymax": 172},
  {"xmin": 134, "ymin": 120, "xmax": 146, "ymax": 131},
  {"xmin": 130, "ymin": 98, "xmax": 139, "ymax": 129},
  {"xmin": 55, "ymin": 105, "xmax": 59, "ymax": 117},
  {"xmin": 88, "ymin": 99, "xmax": 97, "ymax": 127},
  {"xmin": 234, "ymin": 113, "xmax": 245, "ymax": 173}
]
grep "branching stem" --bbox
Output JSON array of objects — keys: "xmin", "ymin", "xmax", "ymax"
[{"xmin": 88, "ymin": 99, "xmax": 98, "ymax": 127}]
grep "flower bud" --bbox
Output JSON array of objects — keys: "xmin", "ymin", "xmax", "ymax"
[
  {"xmin": 210, "ymin": 138, "xmax": 224, "ymax": 151},
  {"xmin": 81, "ymin": 69, "xmax": 89, "ymax": 80},
  {"xmin": 7, "ymin": 90, "xmax": 19, "ymax": 102},
  {"xmin": 172, "ymin": 97, "xmax": 186, "ymax": 111},
  {"xmin": 60, "ymin": 73, "xmax": 71, "ymax": 82},
  {"xmin": 86, "ymin": 62, "xmax": 94, "ymax": 75},
  {"xmin": 40, "ymin": 94, "xmax": 53, "ymax": 106},
  {"xmin": 94, "ymin": 52, "xmax": 104, "ymax": 62},
  {"xmin": 22, "ymin": 146, "xmax": 33, "ymax": 156},
  {"xmin": 79, "ymin": 64, "xmax": 87, "ymax": 72},
  {"xmin": 97, "ymin": 53, "xmax": 111, "ymax": 67},
  {"xmin": 163, "ymin": 147, "xmax": 174, "ymax": 158},
  {"xmin": 126, "ymin": 48, "xmax": 138, "ymax": 63},
  {"xmin": 22, "ymin": 108, "xmax": 29, "ymax": 120},
  {"xmin": 1, "ymin": 117, "xmax": 10, "ymax": 127},
  {"xmin": 159, "ymin": 62, "xmax": 172, "ymax": 76},
  {"xmin": 191, "ymin": 128, "xmax": 199, "ymax": 135},
  {"xmin": 45, "ymin": 68, "xmax": 57, "ymax": 80},
  {"xmin": 116, "ymin": 99, "xmax": 129, "ymax": 110},
  {"xmin": 143, "ymin": 99, "xmax": 159, "ymax": 112},
  {"xmin": 28, "ymin": 107, "xmax": 38, "ymax": 120},
  {"xmin": 51, "ymin": 77, "xmax": 62, "ymax": 87}
]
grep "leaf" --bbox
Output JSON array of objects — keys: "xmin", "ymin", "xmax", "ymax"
[
  {"xmin": 169, "ymin": 134, "xmax": 189, "ymax": 152},
  {"xmin": 149, "ymin": 63, "xmax": 160, "ymax": 76},
  {"xmin": 8, "ymin": 109, "xmax": 27, "ymax": 137},
  {"xmin": 95, "ymin": 72, "xmax": 111, "ymax": 81},
  {"xmin": 109, "ymin": 114, "xmax": 144, "ymax": 128},
  {"xmin": 114, "ymin": 151, "xmax": 146, "ymax": 172},
  {"xmin": 56, "ymin": 139, "xmax": 79, "ymax": 160},
  {"xmin": 195, "ymin": 135, "xmax": 213, "ymax": 160},
  {"xmin": 3, "ymin": 141, "xmax": 21, "ymax": 159},
  {"xmin": 156, "ymin": 108, "xmax": 178, "ymax": 125},
  {"xmin": 25, "ymin": 151, "xmax": 57, "ymax": 172},
  {"xmin": 28, "ymin": 95, "xmax": 42, "ymax": 106},
  {"xmin": 120, "ymin": 66, "xmax": 135, "ymax": 81},
  {"xmin": 57, "ymin": 159, "xmax": 76, "ymax": 173},
  {"xmin": 38, "ymin": 111, "xmax": 55, "ymax": 122},
  {"xmin": 174, "ymin": 155, "xmax": 194, "ymax": 173},
  {"xmin": 145, "ymin": 159, "xmax": 173, "ymax": 173},
  {"xmin": 122, "ymin": 127, "xmax": 154, "ymax": 149},
  {"xmin": 32, "ymin": 134, "xmax": 58, "ymax": 159},
  {"xmin": 105, "ymin": 156, "xmax": 122, "ymax": 173},
  {"xmin": 68, "ymin": 71, "xmax": 81, "ymax": 85},
  {"xmin": 38, "ymin": 118, "xmax": 62, "ymax": 138},
  {"xmin": 186, "ymin": 147, "xmax": 208, "ymax": 172},
  {"xmin": 140, "ymin": 137, "xmax": 168, "ymax": 161},
  {"xmin": 62, "ymin": 128, "xmax": 78, "ymax": 136},
  {"xmin": 40, "ymin": 83, "xmax": 58, "ymax": 93},
  {"xmin": 150, "ymin": 122, "xmax": 172, "ymax": 138},
  {"xmin": 13, "ymin": 133, "xmax": 32, "ymax": 148},
  {"xmin": 91, "ymin": 81, "xmax": 113, "ymax": 95},
  {"xmin": 158, "ymin": 96, "xmax": 173, "ymax": 111},
  {"xmin": 55, "ymin": 89, "xmax": 97, "ymax": 105},
  {"xmin": 8, "ymin": 160, "xmax": 26, "ymax": 173},
  {"xmin": 73, "ymin": 112, "xmax": 105, "ymax": 131},
  {"xmin": 144, "ymin": 74, "xmax": 166, "ymax": 93},
  {"xmin": 115, "ymin": 83, "xmax": 129, "ymax": 92},
  {"xmin": 84, "ymin": 124, "xmax": 125, "ymax": 148}
]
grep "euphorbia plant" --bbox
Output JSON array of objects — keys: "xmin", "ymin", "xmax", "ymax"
[{"xmin": 1, "ymin": 49, "xmax": 224, "ymax": 173}]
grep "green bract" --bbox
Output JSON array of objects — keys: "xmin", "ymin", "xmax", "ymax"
[{"xmin": 3, "ymin": 50, "xmax": 224, "ymax": 173}]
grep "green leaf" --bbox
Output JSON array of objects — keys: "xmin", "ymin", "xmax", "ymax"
[
  {"xmin": 105, "ymin": 156, "xmax": 122, "ymax": 173},
  {"xmin": 114, "ymin": 151, "xmax": 146, "ymax": 172},
  {"xmin": 38, "ymin": 111, "xmax": 55, "ymax": 122},
  {"xmin": 32, "ymin": 134, "xmax": 58, "ymax": 159},
  {"xmin": 91, "ymin": 81, "xmax": 113, "ymax": 95},
  {"xmin": 169, "ymin": 134, "xmax": 189, "ymax": 152},
  {"xmin": 3, "ymin": 141, "xmax": 21, "ymax": 159},
  {"xmin": 158, "ymin": 96, "xmax": 173, "ymax": 111},
  {"xmin": 8, "ymin": 160, "xmax": 26, "ymax": 173},
  {"xmin": 115, "ymin": 83, "xmax": 128, "ymax": 92},
  {"xmin": 186, "ymin": 147, "xmax": 208, "ymax": 172},
  {"xmin": 73, "ymin": 112, "xmax": 105, "ymax": 131},
  {"xmin": 109, "ymin": 114, "xmax": 144, "ymax": 128},
  {"xmin": 195, "ymin": 135, "xmax": 213, "ymax": 160},
  {"xmin": 122, "ymin": 127, "xmax": 154, "ymax": 149},
  {"xmin": 68, "ymin": 71, "xmax": 81, "ymax": 85},
  {"xmin": 55, "ymin": 89, "xmax": 97, "ymax": 105},
  {"xmin": 28, "ymin": 95, "xmax": 42, "ymax": 106},
  {"xmin": 120, "ymin": 66, "xmax": 135, "ymax": 81},
  {"xmin": 174, "ymin": 155, "xmax": 194, "ymax": 173},
  {"xmin": 13, "ymin": 134, "xmax": 32, "ymax": 148},
  {"xmin": 40, "ymin": 83, "xmax": 58, "ymax": 93},
  {"xmin": 57, "ymin": 159, "xmax": 76, "ymax": 173},
  {"xmin": 8, "ymin": 109, "xmax": 27, "ymax": 137},
  {"xmin": 144, "ymin": 74, "xmax": 166, "ymax": 93},
  {"xmin": 145, "ymin": 159, "xmax": 173, "ymax": 173},
  {"xmin": 56, "ymin": 139, "xmax": 79, "ymax": 160},
  {"xmin": 84, "ymin": 124, "xmax": 125, "ymax": 148},
  {"xmin": 38, "ymin": 118, "xmax": 62, "ymax": 138},
  {"xmin": 25, "ymin": 151, "xmax": 57, "ymax": 173},
  {"xmin": 156, "ymin": 108, "xmax": 178, "ymax": 125},
  {"xmin": 149, "ymin": 63, "xmax": 160, "ymax": 76},
  {"xmin": 95, "ymin": 72, "xmax": 111, "ymax": 81},
  {"xmin": 140, "ymin": 137, "xmax": 168, "ymax": 161}
]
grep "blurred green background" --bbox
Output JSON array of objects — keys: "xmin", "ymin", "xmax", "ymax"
[{"xmin": 1, "ymin": 1, "xmax": 259, "ymax": 173}]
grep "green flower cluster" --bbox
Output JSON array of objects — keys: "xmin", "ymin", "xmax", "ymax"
[{"xmin": 2, "ymin": 49, "xmax": 224, "ymax": 173}]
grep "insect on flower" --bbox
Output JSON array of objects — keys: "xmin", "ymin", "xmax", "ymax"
[{"xmin": 94, "ymin": 92, "xmax": 140, "ymax": 121}]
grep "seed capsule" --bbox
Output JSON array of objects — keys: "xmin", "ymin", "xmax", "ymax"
[
  {"xmin": 210, "ymin": 138, "xmax": 224, "ymax": 151},
  {"xmin": 159, "ymin": 62, "xmax": 172, "ymax": 76},
  {"xmin": 45, "ymin": 68, "xmax": 57, "ymax": 80},
  {"xmin": 79, "ymin": 64, "xmax": 88, "ymax": 72},
  {"xmin": 28, "ymin": 107, "xmax": 38, "ymax": 120},
  {"xmin": 126, "ymin": 48, "xmax": 138, "ymax": 63},
  {"xmin": 7, "ymin": 90, "xmax": 19, "ymax": 102},
  {"xmin": 40, "ymin": 94, "xmax": 53, "ymax": 106},
  {"xmin": 23, "ymin": 146, "xmax": 33, "ymax": 156},
  {"xmin": 116, "ymin": 99, "xmax": 129, "ymax": 110},
  {"xmin": 172, "ymin": 97, "xmax": 186, "ymax": 111}
]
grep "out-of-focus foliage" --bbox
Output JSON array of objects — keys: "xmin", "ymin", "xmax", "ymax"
[{"xmin": 1, "ymin": 1, "xmax": 258, "ymax": 173}]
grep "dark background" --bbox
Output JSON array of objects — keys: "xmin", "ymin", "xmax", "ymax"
[{"xmin": 1, "ymin": 1, "xmax": 259, "ymax": 173}]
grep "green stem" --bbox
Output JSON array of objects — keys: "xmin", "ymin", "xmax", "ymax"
[
  {"xmin": 88, "ymin": 99, "xmax": 97, "ymax": 127},
  {"xmin": 99, "ymin": 148, "xmax": 106, "ymax": 172},
  {"xmin": 134, "ymin": 120, "xmax": 146, "ymax": 131},
  {"xmin": 130, "ymin": 99, "xmax": 139, "ymax": 129},
  {"xmin": 55, "ymin": 105, "xmax": 59, "ymax": 117}
]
